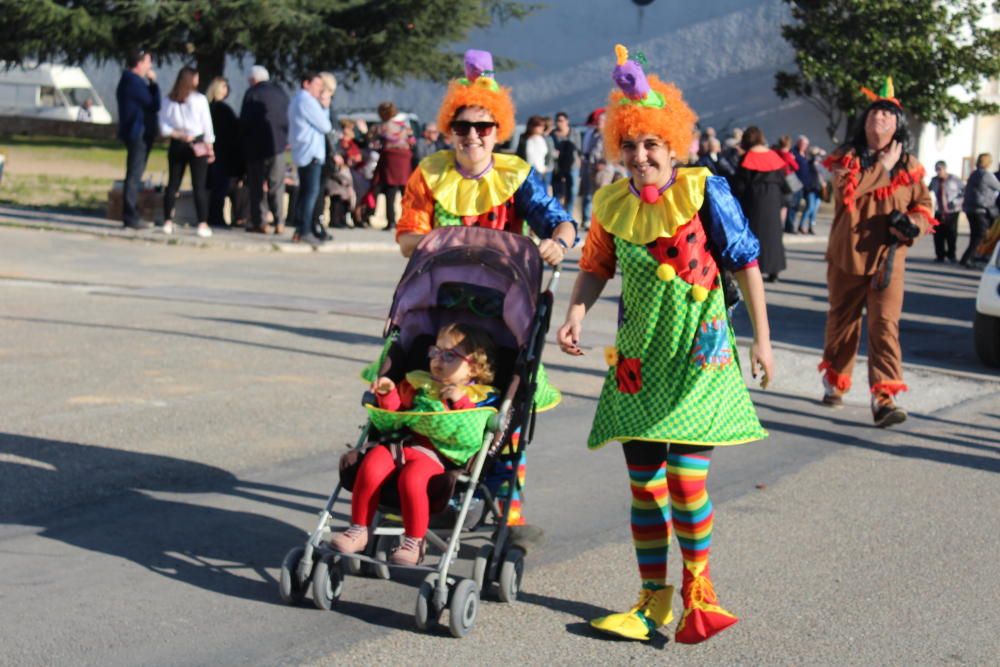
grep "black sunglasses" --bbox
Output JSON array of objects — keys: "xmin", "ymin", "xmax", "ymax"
[{"xmin": 451, "ymin": 120, "xmax": 497, "ymax": 137}]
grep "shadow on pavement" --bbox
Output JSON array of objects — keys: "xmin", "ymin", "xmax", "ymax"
[
  {"xmin": 759, "ymin": 401, "xmax": 1000, "ymax": 474},
  {"xmin": 0, "ymin": 315, "xmax": 374, "ymax": 366},
  {"xmin": 191, "ymin": 316, "xmax": 383, "ymax": 347},
  {"xmin": 0, "ymin": 432, "xmax": 320, "ymax": 605},
  {"xmin": 517, "ymin": 590, "xmax": 668, "ymax": 648}
]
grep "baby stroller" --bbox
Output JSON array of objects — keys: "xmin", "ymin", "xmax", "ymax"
[{"xmin": 278, "ymin": 226, "xmax": 560, "ymax": 637}]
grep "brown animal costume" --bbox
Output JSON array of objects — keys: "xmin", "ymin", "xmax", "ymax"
[{"xmin": 819, "ymin": 77, "xmax": 936, "ymax": 425}]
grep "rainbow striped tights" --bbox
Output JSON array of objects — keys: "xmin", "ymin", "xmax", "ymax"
[{"xmin": 624, "ymin": 441, "xmax": 714, "ymax": 587}]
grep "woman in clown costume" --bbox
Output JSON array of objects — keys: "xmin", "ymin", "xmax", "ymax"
[
  {"xmin": 394, "ymin": 49, "xmax": 577, "ymax": 546},
  {"xmin": 557, "ymin": 46, "xmax": 774, "ymax": 644}
]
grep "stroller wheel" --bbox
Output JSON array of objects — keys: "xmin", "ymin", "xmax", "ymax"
[
  {"xmin": 415, "ymin": 573, "xmax": 441, "ymax": 632},
  {"xmin": 472, "ymin": 544, "xmax": 493, "ymax": 594},
  {"xmin": 448, "ymin": 578, "xmax": 479, "ymax": 638},
  {"xmin": 278, "ymin": 546, "xmax": 307, "ymax": 605},
  {"xmin": 372, "ymin": 535, "xmax": 398, "ymax": 580},
  {"xmin": 311, "ymin": 558, "xmax": 343, "ymax": 610},
  {"xmin": 343, "ymin": 555, "xmax": 363, "ymax": 576},
  {"xmin": 498, "ymin": 547, "xmax": 525, "ymax": 603}
]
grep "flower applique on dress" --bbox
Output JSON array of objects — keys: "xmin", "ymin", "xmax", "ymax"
[{"xmin": 691, "ymin": 317, "xmax": 733, "ymax": 370}]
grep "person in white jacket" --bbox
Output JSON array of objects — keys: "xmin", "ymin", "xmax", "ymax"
[{"xmin": 159, "ymin": 66, "xmax": 215, "ymax": 237}]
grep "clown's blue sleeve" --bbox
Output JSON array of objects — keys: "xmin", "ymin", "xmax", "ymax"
[
  {"xmin": 514, "ymin": 167, "xmax": 577, "ymax": 240},
  {"xmin": 701, "ymin": 175, "xmax": 760, "ymax": 270}
]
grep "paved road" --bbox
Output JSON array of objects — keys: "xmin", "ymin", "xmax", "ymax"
[{"xmin": 1, "ymin": 220, "xmax": 997, "ymax": 666}]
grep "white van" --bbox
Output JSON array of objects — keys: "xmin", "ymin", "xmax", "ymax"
[{"xmin": 0, "ymin": 63, "xmax": 112, "ymax": 124}]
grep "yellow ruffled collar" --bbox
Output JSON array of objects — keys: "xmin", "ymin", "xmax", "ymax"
[
  {"xmin": 419, "ymin": 151, "xmax": 531, "ymax": 216},
  {"xmin": 592, "ymin": 167, "xmax": 710, "ymax": 245},
  {"xmin": 406, "ymin": 370, "xmax": 494, "ymax": 404}
]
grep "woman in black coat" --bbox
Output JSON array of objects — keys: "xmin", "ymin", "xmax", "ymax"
[
  {"xmin": 732, "ymin": 126, "xmax": 790, "ymax": 282},
  {"xmin": 206, "ymin": 77, "xmax": 248, "ymax": 227}
]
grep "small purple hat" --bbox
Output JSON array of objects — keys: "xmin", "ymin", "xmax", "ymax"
[
  {"xmin": 612, "ymin": 44, "xmax": 663, "ymax": 108},
  {"xmin": 464, "ymin": 49, "xmax": 495, "ymax": 81}
]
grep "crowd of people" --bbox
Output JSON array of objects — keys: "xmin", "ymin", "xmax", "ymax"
[
  {"xmin": 115, "ymin": 51, "xmax": 446, "ymax": 244},
  {"xmin": 114, "ymin": 47, "xmax": 1000, "ymax": 269}
]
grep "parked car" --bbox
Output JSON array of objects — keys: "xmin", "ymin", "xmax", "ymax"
[
  {"xmin": 336, "ymin": 108, "xmax": 421, "ymax": 137},
  {"xmin": 974, "ymin": 242, "xmax": 1000, "ymax": 367},
  {"xmin": 0, "ymin": 63, "xmax": 112, "ymax": 124}
]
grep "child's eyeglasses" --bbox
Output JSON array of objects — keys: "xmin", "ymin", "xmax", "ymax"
[
  {"xmin": 451, "ymin": 121, "xmax": 497, "ymax": 137},
  {"xmin": 428, "ymin": 345, "xmax": 474, "ymax": 365}
]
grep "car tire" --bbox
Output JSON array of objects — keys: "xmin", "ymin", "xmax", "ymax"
[{"xmin": 974, "ymin": 311, "xmax": 1000, "ymax": 367}]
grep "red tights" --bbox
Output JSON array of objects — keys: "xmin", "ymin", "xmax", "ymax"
[{"xmin": 350, "ymin": 445, "xmax": 444, "ymax": 539}]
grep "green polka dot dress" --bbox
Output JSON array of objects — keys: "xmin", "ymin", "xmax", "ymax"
[{"xmin": 587, "ymin": 216, "xmax": 767, "ymax": 449}]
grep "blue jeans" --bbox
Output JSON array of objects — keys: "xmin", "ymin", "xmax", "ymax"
[
  {"xmin": 571, "ymin": 167, "xmax": 580, "ymax": 206},
  {"xmin": 785, "ymin": 189, "xmax": 803, "ymax": 232},
  {"xmin": 551, "ymin": 168, "xmax": 577, "ymax": 213},
  {"xmin": 797, "ymin": 191, "xmax": 820, "ymax": 231},
  {"xmin": 122, "ymin": 137, "xmax": 151, "ymax": 226},
  {"xmin": 295, "ymin": 159, "xmax": 323, "ymax": 236},
  {"xmin": 581, "ymin": 192, "xmax": 593, "ymax": 227}
]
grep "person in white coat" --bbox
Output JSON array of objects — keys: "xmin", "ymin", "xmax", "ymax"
[{"xmin": 159, "ymin": 66, "xmax": 215, "ymax": 237}]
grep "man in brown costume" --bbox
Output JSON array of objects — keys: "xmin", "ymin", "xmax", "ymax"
[{"xmin": 819, "ymin": 77, "xmax": 936, "ymax": 427}]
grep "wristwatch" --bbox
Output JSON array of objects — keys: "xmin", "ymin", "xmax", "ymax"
[{"xmin": 556, "ymin": 238, "xmax": 569, "ymax": 250}]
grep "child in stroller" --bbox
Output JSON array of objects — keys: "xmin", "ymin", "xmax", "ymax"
[
  {"xmin": 278, "ymin": 226, "xmax": 558, "ymax": 637},
  {"xmin": 329, "ymin": 322, "xmax": 499, "ymax": 566}
]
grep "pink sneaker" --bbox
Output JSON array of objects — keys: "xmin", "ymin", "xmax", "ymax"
[
  {"xmin": 328, "ymin": 525, "xmax": 368, "ymax": 553},
  {"xmin": 388, "ymin": 536, "xmax": 425, "ymax": 566}
]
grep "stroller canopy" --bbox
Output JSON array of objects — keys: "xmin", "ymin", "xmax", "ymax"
[{"xmin": 386, "ymin": 227, "xmax": 544, "ymax": 349}]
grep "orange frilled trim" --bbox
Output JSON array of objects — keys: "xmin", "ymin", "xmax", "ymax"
[
  {"xmin": 907, "ymin": 203, "xmax": 940, "ymax": 231},
  {"xmin": 823, "ymin": 152, "xmax": 861, "ymax": 212},
  {"xmin": 818, "ymin": 360, "xmax": 852, "ymax": 392},
  {"xmin": 871, "ymin": 380, "xmax": 909, "ymax": 396},
  {"xmin": 874, "ymin": 164, "xmax": 925, "ymax": 201}
]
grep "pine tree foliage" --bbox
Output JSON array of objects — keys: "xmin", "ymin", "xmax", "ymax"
[
  {"xmin": 0, "ymin": 0, "xmax": 535, "ymax": 87},
  {"xmin": 775, "ymin": 0, "xmax": 1000, "ymax": 142}
]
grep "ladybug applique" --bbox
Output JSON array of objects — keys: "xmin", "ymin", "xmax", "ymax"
[
  {"xmin": 646, "ymin": 215, "xmax": 719, "ymax": 302},
  {"xmin": 616, "ymin": 357, "xmax": 643, "ymax": 394},
  {"xmin": 467, "ymin": 201, "xmax": 518, "ymax": 231}
]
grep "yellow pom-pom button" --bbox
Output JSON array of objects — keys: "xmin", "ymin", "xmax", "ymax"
[
  {"xmin": 656, "ymin": 263, "xmax": 676, "ymax": 282},
  {"xmin": 690, "ymin": 284, "xmax": 709, "ymax": 302},
  {"xmin": 604, "ymin": 346, "xmax": 619, "ymax": 367}
]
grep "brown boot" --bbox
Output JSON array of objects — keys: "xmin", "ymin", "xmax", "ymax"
[
  {"xmin": 821, "ymin": 375, "xmax": 845, "ymax": 407},
  {"xmin": 872, "ymin": 393, "xmax": 907, "ymax": 428}
]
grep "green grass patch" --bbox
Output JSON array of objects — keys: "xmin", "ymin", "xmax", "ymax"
[
  {"xmin": 0, "ymin": 173, "xmax": 109, "ymax": 213},
  {"xmin": 0, "ymin": 134, "xmax": 173, "ymax": 213},
  {"xmin": 0, "ymin": 133, "xmax": 168, "ymax": 173}
]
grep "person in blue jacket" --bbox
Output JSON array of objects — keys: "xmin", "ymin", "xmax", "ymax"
[{"xmin": 115, "ymin": 48, "xmax": 161, "ymax": 230}]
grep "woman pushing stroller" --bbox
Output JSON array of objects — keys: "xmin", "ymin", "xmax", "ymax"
[
  {"xmin": 330, "ymin": 323, "xmax": 498, "ymax": 566},
  {"xmin": 393, "ymin": 49, "xmax": 577, "ymax": 541},
  {"xmin": 557, "ymin": 45, "xmax": 774, "ymax": 644}
]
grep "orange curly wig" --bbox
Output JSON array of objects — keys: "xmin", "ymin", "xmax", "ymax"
[
  {"xmin": 603, "ymin": 74, "xmax": 697, "ymax": 161},
  {"xmin": 437, "ymin": 78, "xmax": 516, "ymax": 143}
]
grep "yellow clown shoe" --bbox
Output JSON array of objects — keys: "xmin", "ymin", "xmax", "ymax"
[
  {"xmin": 675, "ymin": 564, "xmax": 738, "ymax": 644},
  {"xmin": 590, "ymin": 586, "xmax": 674, "ymax": 641}
]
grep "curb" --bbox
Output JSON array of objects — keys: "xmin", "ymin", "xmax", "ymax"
[{"xmin": 0, "ymin": 217, "xmax": 402, "ymax": 254}]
